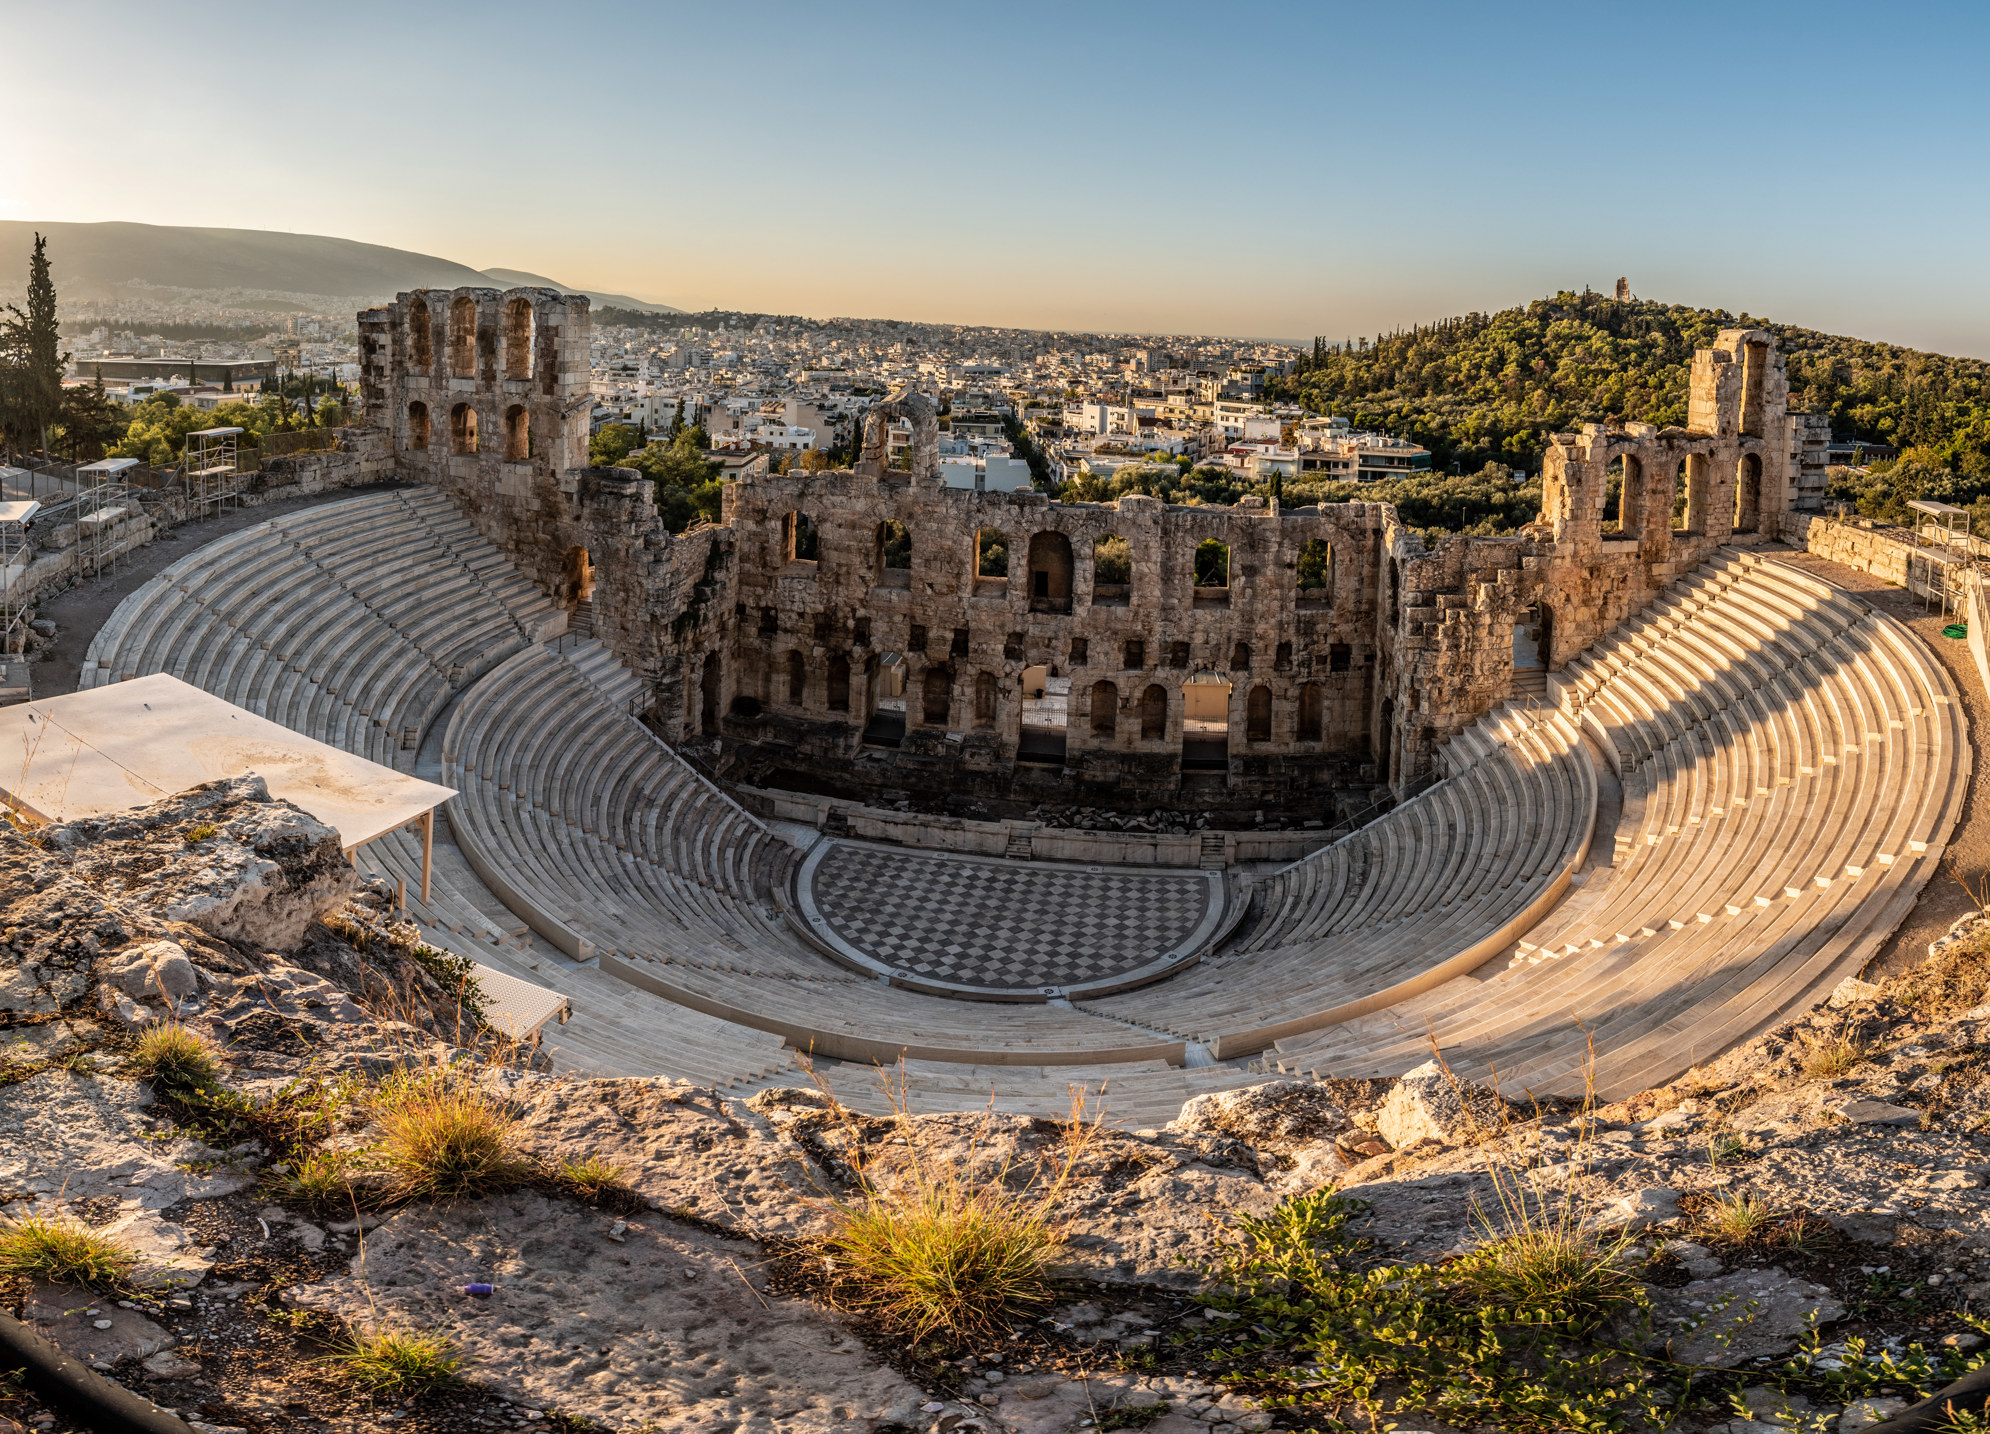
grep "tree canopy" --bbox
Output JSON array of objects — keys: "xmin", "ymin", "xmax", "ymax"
[{"xmin": 1274, "ymin": 289, "xmax": 1990, "ymax": 482}]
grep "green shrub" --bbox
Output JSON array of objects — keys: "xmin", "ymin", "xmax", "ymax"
[
  {"xmin": 0, "ymin": 1213, "xmax": 137, "ymax": 1287},
  {"xmin": 371, "ymin": 1073, "xmax": 527, "ymax": 1201},
  {"xmin": 128, "ymin": 1022, "xmax": 221, "ymax": 1093},
  {"xmin": 328, "ymin": 1325, "xmax": 464, "ymax": 1394}
]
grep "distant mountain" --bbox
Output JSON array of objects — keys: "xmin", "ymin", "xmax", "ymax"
[
  {"xmin": 0, "ymin": 221, "xmax": 681, "ymax": 312},
  {"xmin": 478, "ymin": 268, "xmax": 680, "ymax": 314}
]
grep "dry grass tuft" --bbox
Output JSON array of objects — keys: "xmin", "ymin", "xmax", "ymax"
[
  {"xmin": 0, "ymin": 1213, "xmax": 137, "ymax": 1287},
  {"xmin": 1796, "ymin": 1026, "xmax": 1872, "ymax": 1080},
  {"xmin": 370, "ymin": 1071, "xmax": 528, "ymax": 1202},
  {"xmin": 269, "ymin": 1148, "xmax": 368, "ymax": 1210},
  {"xmin": 129, "ymin": 1021, "xmax": 221, "ymax": 1093},
  {"xmin": 1700, "ymin": 1190, "xmax": 1777, "ymax": 1240},
  {"xmin": 327, "ymin": 1325, "xmax": 464, "ymax": 1394},
  {"xmin": 551, "ymin": 1156, "xmax": 627, "ymax": 1202},
  {"xmin": 812, "ymin": 1066, "xmax": 1088, "ymax": 1345}
]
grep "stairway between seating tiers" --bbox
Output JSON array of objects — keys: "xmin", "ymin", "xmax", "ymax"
[{"xmin": 1263, "ymin": 550, "xmax": 1968, "ymax": 1101}]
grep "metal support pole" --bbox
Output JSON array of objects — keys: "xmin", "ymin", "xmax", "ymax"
[{"xmin": 421, "ymin": 808, "xmax": 433, "ymax": 905}]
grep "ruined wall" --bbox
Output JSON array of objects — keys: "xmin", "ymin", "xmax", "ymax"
[{"xmin": 717, "ymin": 467, "xmax": 1388, "ymax": 801}]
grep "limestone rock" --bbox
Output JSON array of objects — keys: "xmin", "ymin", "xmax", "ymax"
[
  {"xmin": 1168, "ymin": 1081, "xmax": 1347, "ymax": 1147},
  {"xmin": 1377, "ymin": 1061, "xmax": 1511, "ymax": 1148},
  {"xmin": 0, "ymin": 1069, "xmax": 251, "ymax": 1210},
  {"xmin": 46, "ymin": 775, "xmax": 353, "ymax": 952},
  {"xmin": 292, "ymin": 1190, "xmax": 926, "ymax": 1432},
  {"xmin": 1648, "ymin": 1269, "xmax": 1845, "ymax": 1367},
  {"xmin": 1829, "ymin": 977, "xmax": 1884, "ymax": 1009},
  {"xmin": 23, "ymin": 1282, "xmax": 174, "ymax": 1365},
  {"xmin": 1832, "ymin": 1098, "xmax": 1921, "ymax": 1127}
]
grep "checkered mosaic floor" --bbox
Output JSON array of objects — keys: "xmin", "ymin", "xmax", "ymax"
[{"xmin": 808, "ymin": 845, "xmax": 1213, "ymax": 992}]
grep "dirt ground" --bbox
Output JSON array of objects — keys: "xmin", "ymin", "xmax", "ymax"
[
  {"xmin": 1767, "ymin": 544, "xmax": 1990, "ymax": 980},
  {"xmin": 31, "ymin": 481, "xmax": 412, "ymax": 700}
]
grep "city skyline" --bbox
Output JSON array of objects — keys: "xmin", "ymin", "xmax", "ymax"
[{"xmin": 7, "ymin": 0, "xmax": 1989, "ymax": 355}]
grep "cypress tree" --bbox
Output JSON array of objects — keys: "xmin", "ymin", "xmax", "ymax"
[{"xmin": 10, "ymin": 234, "xmax": 64, "ymax": 458}]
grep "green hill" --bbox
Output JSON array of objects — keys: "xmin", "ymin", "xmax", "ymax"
[
  {"xmin": 477, "ymin": 268, "xmax": 680, "ymax": 314},
  {"xmin": 1274, "ymin": 291, "xmax": 1990, "ymax": 510}
]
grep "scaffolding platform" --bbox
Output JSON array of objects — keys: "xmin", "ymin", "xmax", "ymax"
[
  {"xmin": 74, "ymin": 457, "xmax": 138, "ymax": 581},
  {"xmin": 183, "ymin": 427, "xmax": 248, "ymax": 517}
]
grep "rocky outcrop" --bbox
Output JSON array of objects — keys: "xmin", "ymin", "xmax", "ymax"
[{"xmin": 44, "ymin": 774, "xmax": 353, "ymax": 951}]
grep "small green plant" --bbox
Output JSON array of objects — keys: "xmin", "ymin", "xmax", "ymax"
[
  {"xmin": 327, "ymin": 1325, "xmax": 464, "ymax": 1394},
  {"xmin": 1449, "ymin": 1221, "xmax": 1648, "ymax": 1333},
  {"xmin": 552, "ymin": 1156, "xmax": 627, "ymax": 1201},
  {"xmin": 1097, "ymin": 1401, "xmax": 1172, "ymax": 1429},
  {"xmin": 0, "ymin": 1213, "xmax": 137, "ymax": 1287},
  {"xmin": 1702, "ymin": 1190, "xmax": 1777, "ymax": 1240},
  {"xmin": 57, "ymin": 1048, "xmax": 97, "ymax": 1075},
  {"xmin": 128, "ymin": 1022, "xmax": 221, "ymax": 1093},
  {"xmin": 270, "ymin": 1148, "xmax": 369, "ymax": 1210},
  {"xmin": 183, "ymin": 822, "xmax": 217, "ymax": 844},
  {"xmin": 371, "ymin": 1072, "xmax": 528, "ymax": 1201}
]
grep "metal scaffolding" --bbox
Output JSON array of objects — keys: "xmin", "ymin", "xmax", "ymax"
[
  {"xmin": 0, "ymin": 500, "xmax": 39, "ymax": 706},
  {"xmin": 74, "ymin": 456, "xmax": 139, "ymax": 582},
  {"xmin": 184, "ymin": 426, "xmax": 247, "ymax": 517},
  {"xmin": 1907, "ymin": 498, "xmax": 1975, "ymax": 616}
]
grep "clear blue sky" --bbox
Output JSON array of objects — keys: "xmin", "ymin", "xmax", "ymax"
[{"xmin": 7, "ymin": 0, "xmax": 1988, "ymax": 354}]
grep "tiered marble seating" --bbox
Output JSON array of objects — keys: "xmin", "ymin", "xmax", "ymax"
[
  {"xmin": 442, "ymin": 644, "xmax": 1194, "ymax": 1070},
  {"xmin": 1083, "ymin": 701, "xmax": 1595, "ymax": 1056},
  {"xmin": 79, "ymin": 489, "xmax": 558, "ymax": 771},
  {"xmin": 1265, "ymin": 551, "xmax": 1967, "ymax": 1100}
]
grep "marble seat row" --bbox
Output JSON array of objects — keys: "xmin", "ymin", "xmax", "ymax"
[
  {"xmin": 442, "ymin": 644, "xmax": 1187, "ymax": 1069},
  {"xmin": 79, "ymin": 490, "xmax": 559, "ymax": 772},
  {"xmin": 1080, "ymin": 701, "xmax": 1595, "ymax": 1057},
  {"xmin": 1264, "ymin": 551, "xmax": 1967, "ymax": 1100}
]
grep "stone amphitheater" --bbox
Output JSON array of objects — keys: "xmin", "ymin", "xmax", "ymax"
[{"xmin": 65, "ymin": 288, "xmax": 1973, "ymax": 1129}]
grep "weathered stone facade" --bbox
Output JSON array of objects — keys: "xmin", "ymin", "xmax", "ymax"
[{"xmin": 351, "ymin": 300, "xmax": 1822, "ymax": 805}]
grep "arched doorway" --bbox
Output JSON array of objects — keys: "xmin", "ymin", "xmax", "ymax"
[
  {"xmin": 561, "ymin": 547, "xmax": 595, "ymax": 607},
  {"xmin": 1377, "ymin": 696, "xmax": 1395, "ymax": 785},
  {"xmin": 1018, "ymin": 663, "xmax": 1068, "ymax": 765},
  {"xmin": 1734, "ymin": 452, "xmax": 1762, "ymax": 534},
  {"xmin": 1182, "ymin": 672, "xmax": 1231, "ymax": 772}
]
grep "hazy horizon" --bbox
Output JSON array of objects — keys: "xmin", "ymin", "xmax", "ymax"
[{"xmin": 8, "ymin": 0, "xmax": 1989, "ymax": 357}]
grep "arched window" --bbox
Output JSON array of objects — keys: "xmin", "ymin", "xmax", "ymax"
[
  {"xmin": 1231, "ymin": 642, "xmax": 1251, "ymax": 671},
  {"xmin": 1092, "ymin": 533, "xmax": 1131, "ymax": 606},
  {"xmin": 973, "ymin": 670, "xmax": 996, "ymax": 725},
  {"xmin": 975, "ymin": 527, "xmax": 1008, "ymax": 579},
  {"xmin": 503, "ymin": 405, "xmax": 529, "ymax": 462},
  {"xmin": 1606, "ymin": 454, "xmax": 1643, "ymax": 539},
  {"xmin": 1297, "ymin": 682, "xmax": 1323, "ymax": 742},
  {"xmin": 921, "ymin": 667, "xmax": 952, "ymax": 726},
  {"xmin": 450, "ymin": 403, "xmax": 477, "ymax": 455},
  {"xmin": 1139, "ymin": 684, "xmax": 1167, "ymax": 740},
  {"xmin": 1734, "ymin": 452, "xmax": 1762, "ymax": 534},
  {"xmin": 503, "ymin": 297, "xmax": 532, "ymax": 382},
  {"xmin": 1194, "ymin": 539, "xmax": 1229, "ymax": 588},
  {"xmin": 1296, "ymin": 539, "xmax": 1332, "ymax": 606},
  {"xmin": 783, "ymin": 511, "xmax": 818, "ymax": 565},
  {"xmin": 1027, "ymin": 531, "xmax": 1073, "ymax": 613},
  {"xmin": 562, "ymin": 546, "xmax": 594, "ymax": 604},
  {"xmin": 827, "ymin": 654, "xmax": 850, "ymax": 712},
  {"xmin": 407, "ymin": 295, "xmax": 432, "ymax": 370},
  {"xmin": 1090, "ymin": 679, "xmax": 1118, "ymax": 738},
  {"xmin": 406, "ymin": 400, "xmax": 429, "ymax": 451},
  {"xmin": 449, "ymin": 295, "xmax": 477, "ymax": 379},
  {"xmin": 876, "ymin": 520, "xmax": 911, "ymax": 585},
  {"xmin": 786, "ymin": 651, "xmax": 805, "ymax": 705},
  {"xmin": 1246, "ymin": 685, "xmax": 1272, "ymax": 742},
  {"xmin": 1675, "ymin": 454, "xmax": 1708, "ymax": 534}
]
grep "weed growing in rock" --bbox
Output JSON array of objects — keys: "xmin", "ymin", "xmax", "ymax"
[
  {"xmin": 370, "ymin": 1072, "xmax": 528, "ymax": 1202},
  {"xmin": 1797, "ymin": 1027, "xmax": 1873, "ymax": 1080},
  {"xmin": 551, "ymin": 1156, "xmax": 628, "ymax": 1202},
  {"xmin": 1702, "ymin": 1191, "xmax": 1777, "ymax": 1240},
  {"xmin": 327, "ymin": 1325, "xmax": 464, "ymax": 1395},
  {"xmin": 1449, "ymin": 1220, "xmax": 1648, "ymax": 1334},
  {"xmin": 128, "ymin": 1021, "xmax": 221, "ymax": 1093},
  {"xmin": 182, "ymin": 822, "xmax": 217, "ymax": 844},
  {"xmin": 0, "ymin": 1212, "xmax": 137, "ymax": 1287},
  {"xmin": 270, "ymin": 1149, "xmax": 368, "ymax": 1211}
]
